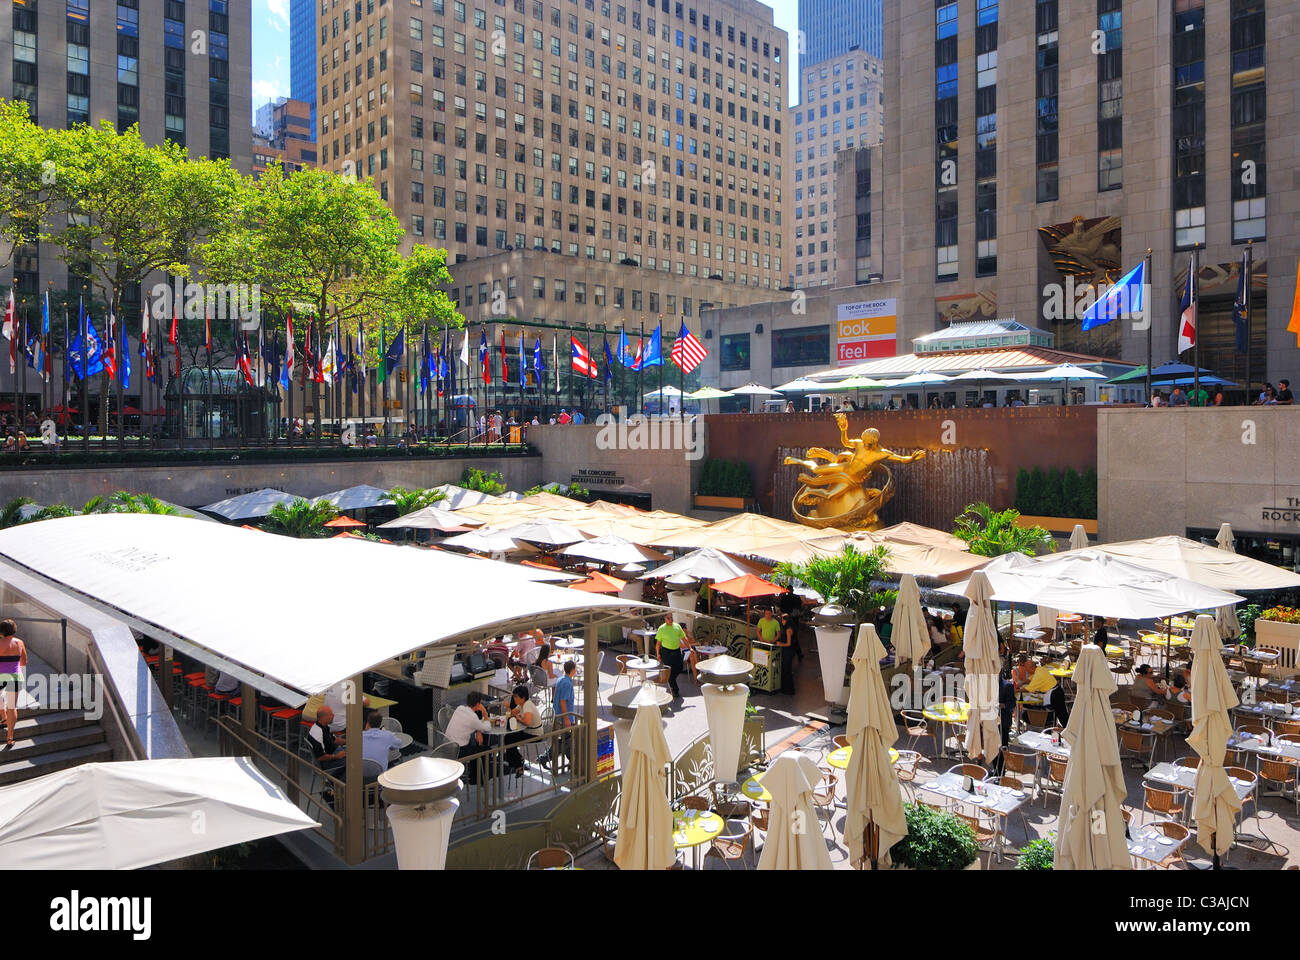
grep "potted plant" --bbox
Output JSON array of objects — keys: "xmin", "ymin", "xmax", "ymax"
[
  {"xmin": 1016, "ymin": 835, "xmax": 1055, "ymax": 870},
  {"xmin": 694, "ymin": 458, "xmax": 753, "ymax": 510},
  {"xmin": 1237, "ymin": 604, "xmax": 1264, "ymax": 646},
  {"xmin": 889, "ymin": 802, "xmax": 980, "ymax": 870},
  {"xmin": 1255, "ymin": 606, "xmax": 1300, "ymax": 666},
  {"xmin": 774, "ymin": 543, "xmax": 892, "ymax": 706},
  {"xmin": 952, "ymin": 502, "xmax": 1056, "ymax": 557}
]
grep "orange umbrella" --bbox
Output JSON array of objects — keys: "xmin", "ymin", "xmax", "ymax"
[
  {"xmin": 712, "ymin": 573, "xmax": 786, "ymax": 629},
  {"xmin": 324, "ymin": 516, "xmax": 368, "ymax": 529},
  {"xmin": 240, "ymin": 524, "xmax": 261, "ymax": 531},
  {"xmin": 568, "ymin": 571, "xmax": 628, "ymax": 594}
]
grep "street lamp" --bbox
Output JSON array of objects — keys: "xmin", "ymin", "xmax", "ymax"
[
  {"xmin": 697, "ymin": 653, "xmax": 754, "ymax": 786},
  {"xmin": 377, "ymin": 755, "xmax": 464, "ymax": 870}
]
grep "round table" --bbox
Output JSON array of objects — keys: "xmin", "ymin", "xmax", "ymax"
[
  {"xmin": 922, "ymin": 703, "xmax": 970, "ymax": 758},
  {"xmin": 627, "ymin": 657, "xmax": 661, "ymax": 682},
  {"xmin": 740, "ymin": 774, "xmax": 772, "ymax": 803},
  {"xmin": 673, "ymin": 810, "xmax": 724, "ymax": 868},
  {"xmin": 1139, "ymin": 634, "xmax": 1189, "ymax": 649},
  {"xmin": 825, "ymin": 745, "xmax": 899, "ymax": 770},
  {"xmin": 554, "ymin": 637, "xmax": 584, "ymax": 651},
  {"xmin": 630, "ymin": 628, "xmax": 657, "ymax": 656},
  {"xmin": 694, "ymin": 644, "xmax": 728, "ymax": 657},
  {"xmin": 1049, "ymin": 663, "xmax": 1076, "ymax": 679}
]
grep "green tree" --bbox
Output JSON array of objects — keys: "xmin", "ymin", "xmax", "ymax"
[
  {"xmin": 0, "ymin": 497, "xmax": 35, "ymax": 530},
  {"xmin": 260, "ymin": 498, "xmax": 338, "ymax": 538},
  {"xmin": 1041, "ymin": 469, "xmax": 1065, "ymax": 518},
  {"xmin": 459, "ymin": 466, "xmax": 507, "ymax": 495},
  {"xmin": 774, "ymin": 542, "xmax": 893, "ymax": 643},
  {"xmin": 1025, "ymin": 467, "xmax": 1047, "ymax": 516},
  {"xmin": 1062, "ymin": 468, "xmax": 1083, "ymax": 517},
  {"xmin": 1014, "ymin": 468, "xmax": 1031, "ymax": 513},
  {"xmin": 952, "ymin": 502, "xmax": 1055, "ymax": 558},
  {"xmin": 0, "ymin": 101, "xmax": 55, "ymax": 273},
  {"xmin": 386, "ymin": 486, "xmax": 447, "ymax": 514},
  {"xmin": 1081, "ymin": 467, "xmax": 1098, "ymax": 520},
  {"xmin": 81, "ymin": 491, "xmax": 179, "ymax": 515}
]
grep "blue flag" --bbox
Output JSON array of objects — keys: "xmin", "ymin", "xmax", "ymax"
[
  {"xmin": 603, "ymin": 337, "xmax": 614, "ymax": 384},
  {"xmin": 1080, "ymin": 260, "xmax": 1145, "ymax": 331},
  {"xmin": 420, "ymin": 325, "xmax": 432, "ymax": 394},
  {"xmin": 518, "ymin": 330, "xmax": 526, "ymax": 388},
  {"xmin": 383, "ymin": 329, "xmax": 405, "ymax": 378},
  {"xmin": 1233, "ymin": 250, "xmax": 1250, "ymax": 353},
  {"xmin": 119, "ymin": 327, "xmax": 131, "ymax": 389},
  {"xmin": 68, "ymin": 313, "xmax": 105, "ymax": 379},
  {"xmin": 617, "ymin": 329, "xmax": 642, "ymax": 369},
  {"xmin": 533, "ymin": 336, "xmax": 544, "ymax": 384},
  {"xmin": 641, "ymin": 324, "xmax": 663, "ymax": 367}
]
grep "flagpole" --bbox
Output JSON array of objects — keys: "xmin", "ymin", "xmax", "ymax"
[
  {"xmin": 678, "ymin": 326, "xmax": 685, "ymax": 421},
  {"xmin": 1244, "ymin": 240, "xmax": 1254, "ymax": 402},
  {"xmin": 80, "ymin": 288, "xmax": 89, "ymax": 452},
  {"xmin": 1143, "ymin": 248, "xmax": 1153, "ymax": 406},
  {"xmin": 19, "ymin": 299, "xmax": 28, "ymax": 433},
  {"xmin": 658, "ymin": 316, "xmax": 664, "ymax": 415},
  {"xmin": 115, "ymin": 297, "xmax": 124, "ymax": 451},
  {"xmin": 1192, "ymin": 244, "xmax": 1200, "ymax": 406},
  {"xmin": 637, "ymin": 318, "xmax": 644, "ymax": 416}
]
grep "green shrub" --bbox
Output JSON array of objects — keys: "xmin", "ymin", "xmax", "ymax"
[
  {"xmin": 1080, "ymin": 468, "xmax": 1098, "ymax": 519},
  {"xmin": 890, "ymin": 802, "xmax": 979, "ymax": 870},
  {"xmin": 1016, "ymin": 835, "xmax": 1055, "ymax": 870},
  {"xmin": 1062, "ymin": 468, "xmax": 1083, "ymax": 517},
  {"xmin": 1014, "ymin": 468, "xmax": 1031, "ymax": 514},
  {"xmin": 1025, "ymin": 467, "xmax": 1047, "ymax": 516}
]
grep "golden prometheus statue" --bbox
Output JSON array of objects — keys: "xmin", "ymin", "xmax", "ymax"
[{"xmin": 783, "ymin": 414, "xmax": 926, "ymax": 531}]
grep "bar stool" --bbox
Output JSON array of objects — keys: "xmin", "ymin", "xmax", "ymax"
[{"xmin": 269, "ymin": 707, "xmax": 304, "ymax": 751}]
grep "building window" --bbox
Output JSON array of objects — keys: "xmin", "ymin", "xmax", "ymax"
[
  {"xmin": 1172, "ymin": 0, "xmax": 1206, "ymax": 247},
  {"xmin": 771, "ymin": 325, "xmax": 830, "ymax": 368},
  {"xmin": 1036, "ymin": 1, "xmax": 1060, "ymax": 203},
  {"xmin": 719, "ymin": 332, "xmax": 750, "ymax": 371},
  {"xmin": 1230, "ymin": 0, "xmax": 1265, "ymax": 241},
  {"xmin": 1097, "ymin": 0, "xmax": 1123, "ymax": 191}
]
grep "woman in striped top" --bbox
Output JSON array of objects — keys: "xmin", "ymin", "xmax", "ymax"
[{"xmin": 0, "ymin": 619, "xmax": 27, "ymax": 747}]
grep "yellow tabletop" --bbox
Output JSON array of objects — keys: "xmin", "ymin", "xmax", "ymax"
[
  {"xmin": 673, "ymin": 810, "xmax": 724, "ymax": 848},
  {"xmin": 826, "ymin": 745, "xmax": 899, "ymax": 769},
  {"xmin": 1050, "ymin": 664, "xmax": 1076, "ymax": 679},
  {"xmin": 922, "ymin": 702, "xmax": 970, "ymax": 723},
  {"xmin": 741, "ymin": 775, "xmax": 772, "ymax": 803},
  {"xmin": 366, "ymin": 694, "xmax": 399, "ymax": 710},
  {"xmin": 1105, "ymin": 644, "xmax": 1125, "ymax": 658},
  {"xmin": 1140, "ymin": 634, "xmax": 1189, "ymax": 648}
]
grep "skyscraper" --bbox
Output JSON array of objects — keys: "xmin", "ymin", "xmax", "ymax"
[
  {"xmin": 796, "ymin": 0, "xmax": 881, "ymax": 97},
  {"xmin": 289, "ymin": 0, "xmax": 318, "ymax": 140}
]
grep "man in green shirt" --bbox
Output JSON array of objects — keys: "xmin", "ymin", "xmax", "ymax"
[
  {"xmin": 655, "ymin": 611, "xmax": 692, "ymax": 699},
  {"xmin": 1187, "ymin": 385, "xmax": 1209, "ymax": 407},
  {"xmin": 756, "ymin": 608, "xmax": 782, "ymax": 644}
]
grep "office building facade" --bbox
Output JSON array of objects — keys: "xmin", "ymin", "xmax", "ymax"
[
  {"xmin": 251, "ymin": 95, "xmax": 318, "ymax": 176},
  {"xmin": 789, "ymin": 49, "xmax": 882, "ymax": 288},
  {"xmin": 881, "ymin": 0, "xmax": 1299, "ymax": 392},
  {"xmin": 290, "ymin": 0, "xmax": 319, "ymax": 138},
  {"xmin": 795, "ymin": 0, "xmax": 881, "ymax": 97}
]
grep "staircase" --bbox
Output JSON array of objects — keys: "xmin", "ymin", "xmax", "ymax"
[{"xmin": 0, "ymin": 705, "xmax": 112, "ymax": 786}]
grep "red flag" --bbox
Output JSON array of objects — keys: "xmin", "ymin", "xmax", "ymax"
[
  {"xmin": 168, "ymin": 304, "xmax": 178, "ymax": 345},
  {"xmin": 499, "ymin": 329, "xmax": 507, "ymax": 383},
  {"xmin": 204, "ymin": 314, "xmax": 212, "ymax": 353},
  {"xmin": 3, "ymin": 289, "xmax": 15, "ymax": 375},
  {"xmin": 103, "ymin": 313, "xmax": 118, "ymax": 379}
]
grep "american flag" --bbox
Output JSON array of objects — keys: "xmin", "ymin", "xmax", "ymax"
[
  {"xmin": 570, "ymin": 335, "xmax": 598, "ymax": 378},
  {"xmin": 670, "ymin": 322, "xmax": 707, "ymax": 373}
]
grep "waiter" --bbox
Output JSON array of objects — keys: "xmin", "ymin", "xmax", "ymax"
[
  {"xmin": 778, "ymin": 584, "xmax": 805, "ymax": 663},
  {"xmin": 655, "ymin": 611, "xmax": 693, "ymax": 699}
]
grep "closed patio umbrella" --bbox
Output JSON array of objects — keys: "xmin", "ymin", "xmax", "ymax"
[
  {"xmin": 844, "ymin": 625, "xmax": 908, "ymax": 869},
  {"xmin": 1213, "ymin": 525, "xmax": 1241, "ymax": 641},
  {"xmin": 613, "ymin": 696, "xmax": 675, "ymax": 871},
  {"xmin": 890, "ymin": 573, "xmax": 929, "ymax": 668},
  {"xmin": 1069, "ymin": 524, "xmax": 1089, "ymax": 551},
  {"xmin": 1052, "ymin": 645, "xmax": 1130, "ymax": 869},
  {"xmin": 1188, "ymin": 614, "xmax": 1241, "ymax": 867},
  {"xmin": 756, "ymin": 751, "xmax": 832, "ymax": 870},
  {"xmin": 962, "ymin": 571, "xmax": 1002, "ymax": 768}
]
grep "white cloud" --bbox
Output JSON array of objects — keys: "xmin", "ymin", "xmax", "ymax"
[
  {"xmin": 266, "ymin": 0, "xmax": 290, "ymax": 24},
  {"xmin": 252, "ymin": 78, "xmax": 289, "ymax": 105}
]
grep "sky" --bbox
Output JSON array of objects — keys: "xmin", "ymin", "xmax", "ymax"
[{"xmin": 249, "ymin": 0, "xmax": 801, "ymax": 112}]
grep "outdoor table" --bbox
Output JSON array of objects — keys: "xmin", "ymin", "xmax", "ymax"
[
  {"xmin": 626, "ymin": 657, "xmax": 660, "ymax": 683},
  {"xmin": 922, "ymin": 702, "xmax": 970, "ymax": 759},
  {"xmin": 554, "ymin": 637, "xmax": 584, "ymax": 652},
  {"xmin": 629, "ymin": 628, "xmax": 656, "ymax": 656},
  {"xmin": 1227, "ymin": 733, "xmax": 1300, "ymax": 763},
  {"xmin": 1049, "ymin": 663, "xmax": 1076, "ymax": 679},
  {"xmin": 919, "ymin": 771, "xmax": 1027, "ymax": 861},
  {"xmin": 388, "ymin": 731, "xmax": 415, "ymax": 763},
  {"xmin": 673, "ymin": 809, "xmax": 724, "ymax": 869},
  {"xmin": 740, "ymin": 774, "xmax": 772, "ymax": 804},
  {"xmin": 1140, "ymin": 633, "xmax": 1189, "ymax": 650},
  {"xmin": 1104, "ymin": 644, "xmax": 1125, "ymax": 658},
  {"xmin": 1162, "ymin": 616, "xmax": 1198, "ymax": 634},
  {"xmin": 1016, "ymin": 730, "xmax": 1071, "ymax": 758},
  {"xmin": 1127, "ymin": 823, "xmax": 1190, "ymax": 868},
  {"xmin": 1145, "ymin": 763, "xmax": 1255, "ymax": 802},
  {"xmin": 1223, "ymin": 646, "xmax": 1280, "ymax": 664},
  {"xmin": 825, "ymin": 745, "xmax": 898, "ymax": 770},
  {"xmin": 1233, "ymin": 700, "xmax": 1295, "ymax": 723},
  {"xmin": 694, "ymin": 644, "xmax": 728, "ymax": 657}
]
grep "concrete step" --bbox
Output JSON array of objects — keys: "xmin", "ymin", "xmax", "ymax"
[
  {"xmin": 0, "ymin": 742, "xmax": 114, "ymax": 786},
  {"xmin": 0, "ymin": 723, "xmax": 107, "ymax": 765},
  {"xmin": 6, "ymin": 710, "xmax": 97, "ymax": 738}
]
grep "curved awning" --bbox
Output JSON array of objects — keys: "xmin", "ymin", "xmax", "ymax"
[{"xmin": 0, "ymin": 514, "xmax": 654, "ymax": 699}]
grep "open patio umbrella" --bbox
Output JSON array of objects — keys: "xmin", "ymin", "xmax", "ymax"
[
  {"xmin": 1189, "ymin": 613, "xmax": 1241, "ymax": 868},
  {"xmin": 891, "ymin": 573, "xmax": 929, "ymax": 668},
  {"xmin": 1052, "ymin": 645, "xmax": 1130, "ymax": 869},
  {"xmin": 639, "ymin": 546, "xmax": 771, "ymax": 582},
  {"xmin": 1069, "ymin": 524, "xmax": 1089, "ymax": 551},
  {"xmin": 756, "ymin": 751, "xmax": 832, "ymax": 870},
  {"xmin": 490, "ymin": 519, "xmax": 586, "ymax": 547},
  {"xmin": 323, "ymin": 516, "xmax": 368, "ymax": 529},
  {"xmin": 613, "ymin": 695, "xmax": 675, "ymax": 871},
  {"xmin": 1019, "ymin": 363, "xmax": 1108, "ymax": 404},
  {"xmin": 1067, "ymin": 537, "xmax": 1300, "ymax": 591},
  {"xmin": 439, "ymin": 529, "xmax": 539, "ymax": 555},
  {"xmin": 1213, "ymin": 525, "xmax": 1242, "ymax": 641},
  {"xmin": 687, "ymin": 385, "xmax": 733, "ymax": 415},
  {"xmin": 311, "ymin": 484, "xmax": 395, "ymax": 510},
  {"xmin": 568, "ymin": 571, "xmax": 628, "ymax": 595},
  {"xmin": 0, "ymin": 757, "xmax": 316, "ymax": 869},
  {"xmin": 875, "ymin": 522, "xmax": 970, "ymax": 552},
  {"xmin": 711, "ymin": 573, "xmax": 786, "ymax": 629},
  {"xmin": 561, "ymin": 534, "xmax": 668, "ymax": 566},
  {"xmin": 844, "ymin": 624, "xmax": 908, "ymax": 869},
  {"xmin": 200, "ymin": 488, "xmax": 298, "ymax": 521},
  {"xmin": 962, "ymin": 571, "xmax": 1003, "ymax": 767},
  {"xmin": 727, "ymin": 381, "xmax": 782, "ymax": 412},
  {"xmin": 430, "ymin": 483, "xmax": 506, "ymax": 509},
  {"xmin": 378, "ymin": 505, "xmax": 482, "ymax": 533},
  {"xmin": 949, "ymin": 368, "xmax": 1021, "ymax": 405}
]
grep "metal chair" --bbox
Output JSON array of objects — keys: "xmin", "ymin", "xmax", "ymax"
[
  {"xmin": 526, "ymin": 846, "xmax": 574, "ymax": 870},
  {"xmin": 946, "ymin": 762, "xmax": 988, "ymax": 782},
  {"xmin": 894, "ymin": 750, "xmax": 923, "ymax": 803},
  {"xmin": 1119, "ymin": 727, "xmax": 1157, "ymax": 769},
  {"xmin": 811, "ymin": 771, "xmax": 839, "ymax": 835},
  {"xmin": 380, "ymin": 716, "xmax": 403, "ymax": 734},
  {"xmin": 1040, "ymin": 753, "xmax": 1069, "ymax": 808},
  {"xmin": 430, "ymin": 740, "xmax": 461, "ymax": 760},
  {"xmin": 1257, "ymin": 756, "xmax": 1299, "ymax": 814},
  {"xmin": 1144, "ymin": 819, "xmax": 1191, "ymax": 869},
  {"xmin": 899, "ymin": 710, "xmax": 933, "ymax": 756},
  {"xmin": 1141, "ymin": 784, "xmax": 1186, "ymax": 826},
  {"xmin": 955, "ymin": 809, "xmax": 999, "ymax": 868},
  {"xmin": 1002, "ymin": 746, "xmax": 1040, "ymax": 799},
  {"xmin": 703, "ymin": 818, "xmax": 754, "ymax": 870}
]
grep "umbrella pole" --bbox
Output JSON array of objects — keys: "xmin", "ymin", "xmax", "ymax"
[
  {"xmin": 1165, "ymin": 619, "xmax": 1172, "ymax": 684},
  {"xmin": 866, "ymin": 816, "xmax": 880, "ymax": 870}
]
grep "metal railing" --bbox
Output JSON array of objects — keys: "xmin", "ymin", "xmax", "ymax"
[{"xmin": 455, "ymin": 714, "xmax": 590, "ymax": 820}]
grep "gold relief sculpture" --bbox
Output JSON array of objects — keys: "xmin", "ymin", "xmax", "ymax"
[
  {"xmin": 783, "ymin": 414, "xmax": 926, "ymax": 531},
  {"xmin": 1039, "ymin": 215, "xmax": 1123, "ymax": 285}
]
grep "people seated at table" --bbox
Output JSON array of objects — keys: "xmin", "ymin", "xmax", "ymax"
[
  {"xmin": 538, "ymin": 662, "xmax": 577, "ymax": 767},
  {"xmin": 1024, "ymin": 665, "xmax": 1069, "ymax": 728},
  {"xmin": 322, "ymin": 681, "xmax": 370, "ymax": 733},
  {"xmin": 925, "ymin": 613, "xmax": 950, "ymax": 657},
  {"xmin": 501, "ymin": 684, "xmax": 542, "ymax": 776},
  {"xmin": 1169, "ymin": 674, "xmax": 1191, "ymax": 705},
  {"xmin": 1134, "ymin": 664, "xmax": 1168, "ymax": 700},
  {"xmin": 361, "ymin": 710, "xmax": 403, "ymax": 774},
  {"xmin": 307, "ymin": 706, "xmax": 347, "ymax": 776},
  {"xmin": 1012, "ymin": 654, "xmax": 1035, "ymax": 691},
  {"xmin": 484, "ymin": 635, "xmax": 511, "ymax": 669},
  {"xmin": 533, "ymin": 643, "xmax": 557, "ymax": 688}
]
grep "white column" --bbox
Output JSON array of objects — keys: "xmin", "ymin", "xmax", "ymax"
[
  {"xmin": 815, "ymin": 625, "xmax": 853, "ymax": 705},
  {"xmin": 385, "ymin": 798, "xmax": 460, "ymax": 870},
  {"xmin": 700, "ymin": 682, "xmax": 748, "ymax": 784}
]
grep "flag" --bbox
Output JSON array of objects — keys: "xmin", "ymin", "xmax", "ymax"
[
  {"xmin": 436, "ymin": 330, "xmax": 447, "ymax": 397},
  {"xmin": 1289, "ymin": 257, "xmax": 1300, "ymax": 349},
  {"xmin": 670, "ymin": 322, "xmax": 707, "ymax": 374},
  {"xmin": 382, "ymin": 328, "xmax": 405, "ymax": 379},
  {"xmin": 103, "ymin": 313, "xmax": 118, "ymax": 380},
  {"xmin": 39, "ymin": 292, "xmax": 50, "ymax": 383},
  {"xmin": 641, "ymin": 324, "xmax": 663, "ymax": 366},
  {"xmin": 322, "ymin": 333, "xmax": 337, "ymax": 385},
  {"xmin": 603, "ymin": 336, "xmax": 614, "ymax": 385},
  {"xmin": 3, "ymin": 288, "xmax": 15, "ymax": 374},
  {"xmin": 553, "ymin": 335, "xmax": 559, "ymax": 394},
  {"xmin": 1178, "ymin": 254, "xmax": 1198, "ymax": 355},
  {"xmin": 518, "ymin": 330, "xmax": 526, "ymax": 388},
  {"xmin": 533, "ymin": 336, "xmax": 544, "ymax": 387},
  {"xmin": 69, "ymin": 313, "xmax": 105, "ymax": 379},
  {"xmin": 25, "ymin": 327, "xmax": 44, "ymax": 379},
  {"xmin": 459, "ymin": 328, "xmax": 469, "ymax": 371},
  {"xmin": 168, "ymin": 304, "xmax": 178, "ymax": 344},
  {"xmin": 254, "ymin": 325, "xmax": 266, "ymax": 387},
  {"xmin": 1233, "ymin": 250, "xmax": 1250, "ymax": 354},
  {"xmin": 119, "ymin": 325, "xmax": 131, "ymax": 389},
  {"xmin": 479, "ymin": 329, "xmax": 491, "ymax": 383},
  {"xmin": 1080, "ymin": 259, "xmax": 1145, "ymax": 331},
  {"xmin": 355, "ymin": 323, "xmax": 367, "ymax": 384},
  {"xmin": 446, "ymin": 328, "xmax": 457, "ymax": 399},
  {"xmin": 420, "ymin": 325, "xmax": 432, "ymax": 394},
  {"xmin": 280, "ymin": 314, "xmax": 295, "ymax": 391},
  {"xmin": 499, "ymin": 328, "xmax": 507, "ymax": 383},
  {"xmin": 571, "ymin": 334, "xmax": 598, "ymax": 378},
  {"xmin": 138, "ymin": 303, "xmax": 151, "ymax": 385},
  {"xmin": 617, "ymin": 328, "xmax": 642, "ymax": 369}
]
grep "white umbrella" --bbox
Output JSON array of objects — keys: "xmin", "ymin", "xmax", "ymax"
[
  {"xmin": 844, "ymin": 625, "xmax": 908, "ymax": 869},
  {"xmin": 432, "ymin": 484, "xmax": 506, "ymax": 509},
  {"xmin": 773, "ymin": 376, "xmax": 826, "ymax": 393},
  {"xmin": 756, "ymin": 751, "xmax": 832, "ymax": 870},
  {"xmin": 888, "ymin": 370, "xmax": 954, "ymax": 387},
  {"xmin": 561, "ymin": 534, "xmax": 668, "ymax": 566},
  {"xmin": 1188, "ymin": 614, "xmax": 1242, "ymax": 865},
  {"xmin": 727, "ymin": 382, "xmax": 783, "ymax": 396},
  {"xmin": 638, "ymin": 546, "xmax": 770, "ymax": 582},
  {"xmin": 1076, "ymin": 536, "xmax": 1300, "ymax": 591},
  {"xmin": 613, "ymin": 696, "xmax": 675, "ymax": 871},
  {"xmin": 1069, "ymin": 524, "xmax": 1089, "ymax": 551},
  {"xmin": 490, "ymin": 519, "xmax": 586, "ymax": 546},
  {"xmin": 890, "ymin": 573, "xmax": 930, "ymax": 667},
  {"xmin": 642, "ymin": 385, "xmax": 685, "ymax": 398},
  {"xmin": 1053, "ymin": 646, "xmax": 1130, "ymax": 869},
  {"xmin": 1019, "ymin": 362, "xmax": 1107, "ymax": 404},
  {"xmin": 200, "ymin": 488, "xmax": 298, "ymax": 521},
  {"xmin": 439, "ymin": 529, "xmax": 538, "ymax": 554},
  {"xmin": 311, "ymin": 484, "xmax": 395, "ymax": 511},
  {"xmin": 961, "ymin": 571, "xmax": 1002, "ymax": 767},
  {"xmin": 378, "ymin": 506, "xmax": 483, "ymax": 532},
  {"xmin": 0, "ymin": 757, "xmax": 316, "ymax": 869},
  {"xmin": 1213, "ymin": 526, "xmax": 1241, "ymax": 641}
]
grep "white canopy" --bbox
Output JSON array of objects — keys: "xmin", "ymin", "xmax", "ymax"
[
  {"xmin": 0, "ymin": 514, "xmax": 651, "ymax": 697},
  {"xmin": 561, "ymin": 534, "xmax": 668, "ymax": 566},
  {"xmin": 489, "ymin": 519, "xmax": 587, "ymax": 546},
  {"xmin": 378, "ymin": 506, "xmax": 483, "ymax": 532},
  {"xmin": 939, "ymin": 551, "xmax": 1243, "ymax": 620},
  {"xmin": 727, "ymin": 382, "xmax": 783, "ymax": 396},
  {"xmin": 0, "ymin": 757, "xmax": 316, "ymax": 869},
  {"xmin": 438, "ymin": 529, "xmax": 539, "ymax": 554},
  {"xmin": 638, "ymin": 546, "xmax": 770, "ymax": 582},
  {"xmin": 200, "ymin": 488, "xmax": 299, "ymax": 521},
  {"xmin": 430, "ymin": 484, "xmax": 506, "ymax": 509},
  {"xmin": 1068, "ymin": 536, "xmax": 1300, "ymax": 591},
  {"xmin": 311, "ymin": 484, "xmax": 395, "ymax": 511}
]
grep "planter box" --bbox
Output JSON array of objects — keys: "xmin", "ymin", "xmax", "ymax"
[
  {"xmin": 1015, "ymin": 515, "xmax": 1098, "ymax": 536},
  {"xmin": 1255, "ymin": 619, "xmax": 1300, "ymax": 677},
  {"xmin": 694, "ymin": 495, "xmax": 748, "ymax": 510}
]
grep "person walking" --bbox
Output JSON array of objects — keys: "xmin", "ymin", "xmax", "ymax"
[
  {"xmin": 0, "ymin": 620, "xmax": 26, "ymax": 748},
  {"xmin": 778, "ymin": 584, "xmax": 805, "ymax": 662},
  {"xmin": 654, "ymin": 611, "xmax": 692, "ymax": 699}
]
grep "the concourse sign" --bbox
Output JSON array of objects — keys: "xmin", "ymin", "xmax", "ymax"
[{"xmin": 836, "ymin": 298, "xmax": 897, "ymax": 366}]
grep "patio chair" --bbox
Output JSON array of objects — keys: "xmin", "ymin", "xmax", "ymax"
[
  {"xmin": 992, "ymin": 774, "xmax": 1033, "ymax": 845},
  {"xmin": 710, "ymin": 783, "xmax": 751, "ymax": 820},
  {"xmin": 1276, "ymin": 733, "xmax": 1300, "ymax": 748},
  {"xmin": 526, "ymin": 846, "xmax": 575, "ymax": 870},
  {"xmin": 1257, "ymin": 757, "xmax": 1299, "ymax": 815},
  {"xmin": 1172, "ymin": 756, "xmax": 1201, "ymax": 771},
  {"xmin": 1236, "ymin": 722, "xmax": 1270, "ymax": 740},
  {"xmin": 894, "ymin": 750, "xmax": 923, "ymax": 803},
  {"xmin": 899, "ymin": 711, "xmax": 934, "ymax": 756},
  {"xmin": 1040, "ymin": 754, "xmax": 1069, "ymax": 808},
  {"xmin": 832, "ymin": 734, "xmax": 851, "ymax": 750},
  {"xmin": 1224, "ymin": 746, "xmax": 1249, "ymax": 768},
  {"xmin": 1141, "ymin": 784, "xmax": 1185, "ymax": 826},
  {"xmin": 430, "ymin": 740, "xmax": 461, "ymax": 760},
  {"xmin": 750, "ymin": 803, "xmax": 770, "ymax": 848},
  {"xmin": 1225, "ymin": 765, "xmax": 1261, "ymax": 837},
  {"xmin": 955, "ymin": 809, "xmax": 999, "ymax": 868},
  {"xmin": 1110, "ymin": 657, "xmax": 1136, "ymax": 686},
  {"xmin": 811, "ymin": 772, "xmax": 839, "ymax": 835},
  {"xmin": 1273, "ymin": 718, "xmax": 1300, "ymax": 738},
  {"xmin": 1145, "ymin": 819, "xmax": 1190, "ymax": 869},
  {"xmin": 600, "ymin": 794, "xmax": 621, "ymax": 862},
  {"xmin": 361, "ymin": 758, "xmax": 384, "ymax": 781},
  {"xmin": 380, "ymin": 716, "xmax": 403, "ymax": 734},
  {"xmin": 678, "ymin": 794, "xmax": 711, "ymax": 812},
  {"xmin": 1022, "ymin": 707, "xmax": 1051, "ymax": 732},
  {"xmin": 704, "ymin": 818, "xmax": 753, "ymax": 870},
  {"xmin": 1002, "ymin": 746, "xmax": 1040, "ymax": 798},
  {"xmin": 612, "ymin": 654, "xmax": 635, "ymax": 695},
  {"xmin": 1119, "ymin": 728, "xmax": 1157, "ymax": 770},
  {"xmin": 946, "ymin": 762, "xmax": 988, "ymax": 782}
]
